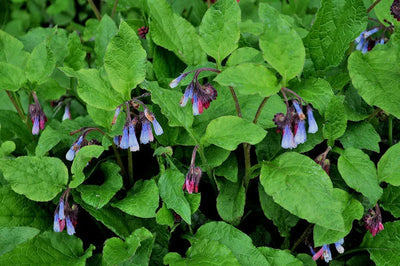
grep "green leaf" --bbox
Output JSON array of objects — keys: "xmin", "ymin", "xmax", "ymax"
[
  {"xmin": 0, "ymin": 231, "xmax": 94, "ymax": 265},
  {"xmin": 104, "ymin": 21, "xmax": 147, "ymax": 99},
  {"xmin": 216, "ymin": 177, "xmax": 245, "ymax": 225},
  {"xmin": 338, "ymin": 148, "xmax": 382, "ymax": 204},
  {"xmin": 313, "ymin": 188, "xmax": 364, "ymax": 246},
  {"xmin": 202, "ymin": 145, "xmax": 231, "ymax": 168},
  {"xmin": 259, "ymin": 3, "xmax": 305, "ymax": 82},
  {"xmin": 305, "ymin": 0, "xmax": 367, "ymax": 72},
  {"xmin": 199, "ymin": 0, "xmax": 240, "ymax": 63},
  {"xmin": 112, "ymin": 179, "xmax": 159, "ymax": 218},
  {"xmin": 348, "ymin": 50, "xmax": 400, "ymax": 118},
  {"xmin": 0, "ymin": 186, "xmax": 49, "ymax": 229},
  {"xmin": 380, "ymin": 185, "xmax": 400, "ymax": 218},
  {"xmin": 147, "ymin": 0, "xmax": 206, "ymax": 65},
  {"xmin": 0, "ymin": 227, "xmax": 40, "ymax": 256},
  {"xmin": 35, "ymin": 126, "xmax": 63, "ymax": 156},
  {"xmin": 214, "ymin": 63, "xmax": 279, "ymax": 97},
  {"xmin": 258, "ymin": 246, "xmax": 302, "ymax": 266},
  {"xmin": 64, "ymin": 32, "xmax": 86, "ymax": 71},
  {"xmin": 226, "ymin": 47, "xmax": 264, "ymax": 66},
  {"xmin": 141, "ymin": 81, "xmax": 193, "ymax": 128},
  {"xmin": 0, "ymin": 156, "xmax": 68, "ymax": 201},
  {"xmin": 258, "ymin": 184, "xmax": 299, "ymax": 237},
  {"xmin": 260, "ymin": 152, "xmax": 344, "ymax": 231},
  {"xmin": 0, "ymin": 141, "xmax": 15, "ymax": 158},
  {"xmin": 26, "ymin": 42, "xmax": 56, "ymax": 85},
  {"xmin": 361, "ymin": 221, "xmax": 400, "ymax": 266},
  {"xmin": 377, "ymin": 142, "xmax": 400, "ymax": 185},
  {"xmin": 292, "ymin": 78, "xmax": 334, "ymax": 115},
  {"xmin": 343, "ymin": 85, "xmax": 373, "ymax": 121},
  {"xmin": 202, "ymin": 116, "xmax": 267, "ymax": 150},
  {"xmin": 215, "ymin": 153, "xmax": 238, "ymax": 182},
  {"xmin": 70, "ymin": 145, "xmax": 105, "ymax": 188},
  {"xmin": 95, "ymin": 15, "xmax": 118, "ymax": 66},
  {"xmin": 78, "ymin": 162, "xmax": 123, "ymax": 209},
  {"xmin": 164, "ymin": 239, "xmax": 240, "ymax": 266},
  {"xmin": 339, "ymin": 122, "xmax": 380, "ymax": 152},
  {"xmin": 86, "ymin": 105, "xmax": 114, "ymax": 130},
  {"xmin": 195, "ymin": 221, "xmax": 270, "ymax": 265},
  {"xmin": 0, "ymin": 62, "xmax": 26, "ymax": 91},
  {"xmin": 185, "ymin": 193, "xmax": 201, "ymax": 214},
  {"xmin": 374, "ymin": 0, "xmax": 400, "ymax": 27},
  {"xmin": 156, "ymin": 204, "xmax": 174, "ymax": 227},
  {"xmin": 0, "ymin": 30, "xmax": 29, "ymax": 68},
  {"xmin": 60, "ymin": 68, "xmax": 124, "ymax": 110},
  {"xmin": 103, "ymin": 227, "xmax": 154, "ymax": 266},
  {"xmin": 158, "ymin": 169, "xmax": 191, "ymax": 224},
  {"xmin": 323, "ymin": 96, "xmax": 347, "ymax": 145}
]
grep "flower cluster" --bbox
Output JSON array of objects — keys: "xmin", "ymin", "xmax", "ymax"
[
  {"xmin": 354, "ymin": 28, "xmax": 383, "ymax": 53},
  {"xmin": 183, "ymin": 145, "xmax": 202, "ymax": 194},
  {"xmin": 273, "ymin": 88, "xmax": 318, "ymax": 149},
  {"xmin": 391, "ymin": 0, "xmax": 400, "ymax": 21},
  {"xmin": 170, "ymin": 68, "xmax": 220, "ymax": 115},
  {"xmin": 53, "ymin": 189, "xmax": 78, "ymax": 235},
  {"xmin": 51, "ymin": 96, "xmax": 72, "ymax": 121},
  {"xmin": 138, "ymin": 26, "xmax": 148, "ymax": 39},
  {"xmin": 364, "ymin": 204, "xmax": 384, "ymax": 236},
  {"xmin": 310, "ymin": 239, "xmax": 344, "ymax": 263},
  {"xmin": 29, "ymin": 92, "xmax": 47, "ymax": 135},
  {"xmin": 66, "ymin": 128, "xmax": 102, "ymax": 161},
  {"xmin": 112, "ymin": 96, "xmax": 163, "ymax": 151}
]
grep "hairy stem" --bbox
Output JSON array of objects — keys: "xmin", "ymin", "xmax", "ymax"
[
  {"xmin": 253, "ymin": 97, "xmax": 270, "ymax": 124},
  {"xmin": 87, "ymin": 0, "xmax": 102, "ymax": 20},
  {"xmin": 111, "ymin": 143, "xmax": 127, "ymax": 180},
  {"xmin": 6, "ymin": 91, "xmax": 25, "ymax": 121},
  {"xmin": 111, "ymin": 0, "xmax": 118, "ymax": 18},
  {"xmin": 229, "ymin": 86, "xmax": 242, "ymax": 118},
  {"xmin": 367, "ymin": 0, "xmax": 382, "ymax": 13},
  {"xmin": 291, "ymin": 224, "xmax": 313, "ymax": 252}
]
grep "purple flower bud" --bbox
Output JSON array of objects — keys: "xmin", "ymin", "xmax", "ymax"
[
  {"xmin": 113, "ymin": 136, "xmax": 120, "ymax": 147},
  {"xmin": 58, "ymin": 200, "xmax": 65, "ymax": 219},
  {"xmin": 192, "ymin": 94, "xmax": 200, "ymax": 115},
  {"xmin": 112, "ymin": 107, "xmax": 121, "ymax": 125},
  {"xmin": 53, "ymin": 213, "xmax": 61, "ymax": 232},
  {"xmin": 293, "ymin": 100, "xmax": 303, "ymax": 115},
  {"xmin": 128, "ymin": 124, "xmax": 139, "ymax": 152},
  {"xmin": 151, "ymin": 118, "xmax": 163, "ymax": 135},
  {"xmin": 334, "ymin": 239, "xmax": 344, "ymax": 254},
  {"xmin": 170, "ymin": 73, "xmax": 185, "ymax": 88},
  {"xmin": 32, "ymin": 117, "xmax": 40, "ymax": 135},
  {"xmin": 62, "ymin": 105, "xmax": 71, "ymax": 121},
  {"xmin": 294, "ymin": 120, "xmax": 307, "ymax": 144},
  {"xmin": 180, "ymin": 84, "xmax": 193, "ymax": 107},
  {"xmin": 66, "ymin": 148, "xmax": 75, "ymax": 161},
  {"xmin": 307, "ymin": 106, "xmax": 318, "ymax": 133},
  {"xmin": 120, "ymin": 126, "xmax": 129, "ymax": 149},
  {"xmin": 66, "ymin": 216, "xmax": 75, "ymax": 235},
  {"xmin": 281, "ymin": 124, "xmax": 297, "ymax": 149},
  {"xmin": 140, "ymin": 120, "xmax": 153, "ymax": 144}
]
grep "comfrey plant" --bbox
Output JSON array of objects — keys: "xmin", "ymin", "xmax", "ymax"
[
  {"xmin": 310, "ymin": 239, "xmax": 345, "ymax": 263},
  {"xmin": 112, "ymin": 94, "xmax": 163, "ymax": 150},
  {"xmin": 273, "ymin": 88, "xmax": 318, "ymax": 149},
  {"xmin": 53, "ymin": 188, "xmax": 78, "ymax": 235},
  {"xmin": 170, "ymin": 68, "xmax": 220, "ymax": 115},
  {"xmin": 183, "ymin": 145, "xmax": 202, "ymax": 194},
  {"xmin": 29, "ymin": 91, "xmax": 47, "ymax": 135},
  {"xmin": 364, "ymin": 204, "xmax": 385, "ymax": 236},
  {"xmin": 66, "ymin": 127, "xmax": 103, "ymax": 161}
]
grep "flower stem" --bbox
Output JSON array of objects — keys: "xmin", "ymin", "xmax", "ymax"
[
  {"xmin": 87, "ymin": 0, "xmax": 102, "ymax": 20},
  {"xmin": 367, "ymin": 0, "xmax": 382, "ymax": 13},
  {"xmin": 229, "ymin": 86, "xmax": 242, "ymax": 118},
  {"xmin": 388, "ymin": 115, "xmax": 393, "ymax": 146},
  {"xmin": 290, "ymin": 223, "xmax": 313, "ymax": 252},
  {"xmin": 253, "ymin": 97, "xmax": 270, "ymax": 124},
  {"xmin": 6, "ymin": 91, "xmax": 26, "ymax": 121},
  {"xmin": 111, "ymin": 143, "xmax": 127, "ymax": 180},
  {"xmin": 111, "ymin": 0, "xmax": 118, "ymax": 18},
  {"xmin": 128, "ymin": 149, "xmax": 134, "ymax": 188}
]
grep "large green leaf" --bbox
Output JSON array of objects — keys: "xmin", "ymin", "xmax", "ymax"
[
  {"xmin": 103, "ymin": 227, "xmax": 154, "ymax": 265},
  {"xmin": 349, "ymin": 49, "xmax": 400, "ymax": 118},
  {"xmin": 0, "ymin": 30, "xmax": 29, "ymax": 68},
  {"xmin": 35, "ymin": 126, "xmax": 63, "ymax": 156},
  {"xmin": 0, "ymin": 186, "xmax": 49, "ymax": 229},
  {"xmin": 0, "ymin": 62, "xmax": 26, "ymax": 91},
  {"xmin": 202, "ymin": 116, "xmax": 267, "ymax": 150},
  {"xmin": 258, "ymin": 184, "xmax": 299, "ymax": 237},
  {"xmin": 216, "ymin": 177, "xmax": 245, "ymax": 226},
  {"xmin": 258, "ymin": 247, "xmax": 302, "ymax": 266},
  {"xmin": 260, "ymin": 152, "xmax": 344, "ymax": 231},
  {"xmin": 339, "ymin": 122, "xmax": 380, "ymax": 152},
  {"xmin": 158, "ymin": 169, "xmax": 191, "ymax": 224},
  {"xmin": 195, "ymin": 222, "xmax": 270, "ymax": 265},
  {"xmin": 26, "ymin": 42, "xmax": 56, "ymax": 85},
  {"xmin": 78, "ymin": 162, "xmax": 123, "ymax": 209},
  {"xmin": 70, "ymin": 145, "xmax": 105, "ymax": 188},
  {"xmin": 313, "ymin": 188, "xmax": 363, "ymax": 246},
  {"xmin": 112, "ymin": 179, "xmax": 159, "ymax": 218},
  {"xmin": 338, "ymin": 148, "xmax": 382, "ymax": 204},
  {"xmin": 377, "ymin": 142, "xmax": 400, "ymax": 186},
  {"xmin": 323, "ymin": 96, "xmax": 347, "ymax": 146},
  {"xmin": 64, "ymin": 32, "xmax": 86, "ymax": 71},
  {"xmin": 0, "ymin": 227, "xmax": 40, "ymax": 256},
  {"xmin": 305, "ymin": 0, "xmax": 367, "ymax": 72},
  {"xmin": 104, "ymin": 21, "xmax": 147, "ymax": 99},
  {"xmin": 0, "ymin": 156, "xmax": 68, "ymax": 202},
  {"xmin": 60, "ymin": 68, "xmax": 124, "ymax": 110},
  {"xmin": 147, "ymin": 0, "xmax": 206, "ymax": 65},
  {"xmin": 164, "ymin": 239, "xmax": 240, "ymax": 266},
  {"xmin": 361, "ymin": 221, "xmax": 400, "ymax": 266},
  {"xmin": 259, "ymin": 3, "xmax": 305, "ymax": 82},
  {"xmin": 94, "ymin": 15, "xmax": 118, "ymax": 66},
  {"xmin": 199, "ymin": 0, "xmax": 240, "ymax": 64},
  {"xmin": 0, "ymin": 232, "xmax": 94, "ymax": 265},
  {"xmin": 380, "ymin": 185, "xmax": 400, "ymax": 218},
  {"xmin": 214, "ymin": 63, "xmax": 279, "ymax": 97}
]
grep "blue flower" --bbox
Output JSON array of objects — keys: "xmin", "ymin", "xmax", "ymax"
[
  {"xmin": 169, "ymin": 73, "xmax": 187, "ymax": 88},
  {"xmin": 58, "ymin": 200, "xmax": 65, "ymax": 219},
  {"xmin": 120, "ymin": 126, "xmax": 130, "ymax": 149},
  {"xmin": 112, "ymin": 106, "xmax": 121, "ymax": 125},
  {"xmin": 307, "ymin": 106, "xmax": 318, "ymax": 133},
  {"xmin": 140, "ymin": 120, "xmax": 153, "ymax": 144},
  {"xmin": 66, "ymin": 216, "xmax": 75, "ymax": 235},
  {"xmin": 180, "ymin": 83, "xmax": 193, "ymax": 107},
  {"xmin": 294, "ymin": 120, "xmax": 307, "ymax": 144},
  {"xmin": 53, "ymin": 213, "xmax": 61, "ymax": 232},
  {"xmin": 62, "ymin": 105, "xmax": 71, "ymax": 121},
  {"xmin": 334, "ymin": 239, "xmax": 344, "ymax": 254},
  {"xmin": 66, "ymin": 136, "xmax": 84, "ymax": 161},
  {"xmin": 32, "ymin": 117, "xmax": 40, "ymax": 135},
  {"xmin": 355, "ymin": 28, "xmax": 379, "ymax": 53},
  {"xmin": 281, "ymin": 124, "xmax": 297, "ymax": 149},
  {"xmin": 322, "ymin": 244, "xmax": 332, "ymax": 262},
  {"xmin": 128, "ymin": 123, "xmax": 139, "ymax": 152}
]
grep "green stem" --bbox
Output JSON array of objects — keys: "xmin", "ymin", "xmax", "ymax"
[
  {"xmin": 128, "ymin": 150, "xmax": 133, "ymax": 188},
  {"xmin": 290, "ymin": 224, "xmax": 313, "ymax": 252},
  {"xmin": 111, "ymin": 143, "xmax": 127, "ymax": 180},
  {"xmin": 253, "ymin": 97, "xmax": 270, "ymax": 124},
  {"xmin": 87, "ymin": 0, "xmax": 102, "ymax": 20},
  {"xmin": 367, "ymin": 0, "xmax": 382, "ymax": 13},
  {"xmin": 229, "ymin": 86, "xmax": 242, "ymax": 118},
  {"xmin": 111, "ymin": 0, "xmax": 118, "ymax": 18},
  {"xmin": 388, "ymin": 115, "xmax": 393, "ymax": 146},
  {"xmin": 6, "ymin": 91, "xmax": 25, "ymax": 121}
]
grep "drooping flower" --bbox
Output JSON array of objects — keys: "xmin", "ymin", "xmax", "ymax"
[
  {"xmin": 183, "ymin": 145, "xmax": 202, "ymax": 194},
  {"xmin": 120, "ymin": 125, "xmax": 130, "ymax": 149},
  {"xmin": 66, "ymin": 136, "xmax": 84, "ymax": 161},
  {"xmin": 170, "ymin": 73, "xmax": 187, "ymax": 88},
  {"xmin": 112, "ymin": 106, "xmax": 121, "ymax": 125},
  {"xmin": 138, "ymin": 26, "xmax": 149, "ymax": 39},
  {"xmin": 307, "ymin": 106, "xmax": 318, "ymax": 133},
  {"xmin": 128, "ymin": 122, "xmax": 139, "ymax": 152},
  {"xmin": 29, "ymin": 93, "xmax": 47, "ymax": 135},
  {"xmin": 144, "ymin": 109, "xmax": 163, "ymax": 136},
  {"xmin": 311, "ymin": 242, "xmax": 341, "ymax": 263},
  {"xmin": 355, "ymin": 28, "xmax": 379, "ymax": 53},
  {"xmin": 334, "ymin": 239, "xmax": 345, "ymax": 254},
  {"xmin": 53, "ymin": 190, "xmax": 78, "ymax": 235},
  {"xmin": 62, "ymin": 105, "xmax": 71, "ymax": 121},
  {"xmin": 364, "ymin": 204, "xmax": 385, "ymax": 236},
  {"xmin": 281, "ymin": 124, "xmax": 297, "ymax": 149},
  {"xmin": 66, "ymin": 216, "xmax": 75, "ymax": 235},
  {"xmin": 140, "ymin": 120, "xmax": 153, "ymax": 144}
]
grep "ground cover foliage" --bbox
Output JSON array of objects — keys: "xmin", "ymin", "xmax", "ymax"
[{"xmin": 0, "ymin": 0, "xmax": 399, "ymax": 265}]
